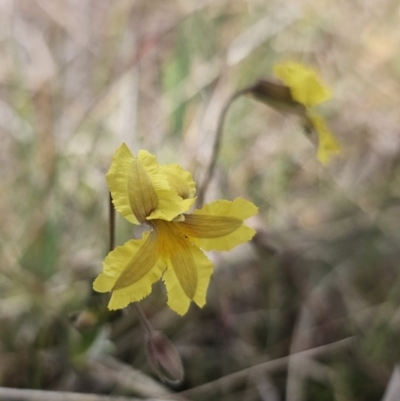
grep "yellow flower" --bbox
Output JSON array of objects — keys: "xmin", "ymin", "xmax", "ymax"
[
  {"xmin": 273, "ymin": 61, "xmax": 341, "ymax": 164},
  {"xmin": 93, "ymin": 144, "xmax": 258, "ymax": 315}
]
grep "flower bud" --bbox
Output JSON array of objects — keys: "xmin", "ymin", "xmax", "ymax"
[
  {"xmin": 145, "ymin": 330, "xmax": 184, "ymax": 385},
  {"xmin": 250, "ymin": 79, "xmax": 307, "ymax": 117}
]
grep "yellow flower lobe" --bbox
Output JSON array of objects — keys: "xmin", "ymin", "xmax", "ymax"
[
  {"xmin": 274, "ymin": 61, "xmax": 332, "ymax": 108},
  {"xmin": 128, "ymin": 158, "xmax": 158, "ymax": 223}
]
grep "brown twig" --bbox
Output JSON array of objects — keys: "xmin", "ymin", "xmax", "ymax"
[
  {"xmin": 175, "ymin": 337, "xmax": 354, "ymax": 398},
  {"xmin": 109, "ymin": 192, "xmax": 116, "ymax": 253},
  {"xmin": 0, "ymin": 386, "xmax": 163, "ymax": 401},
  {"xmin": 90, "ymin": 356, "xmax": 172, "ymax": 398}
]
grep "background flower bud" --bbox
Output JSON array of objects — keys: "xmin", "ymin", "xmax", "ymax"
[
  {"xmin": 250, "ymin": 79, "xmax": 308, "ymax": 117},
  {"xmin": 145, "ymin": 330, "xmax": 184, "ymax": 385}
]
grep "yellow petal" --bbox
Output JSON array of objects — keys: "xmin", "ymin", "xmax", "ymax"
[
  {"xmin": 160, "ymin": 164, "xmax": 196, "ymax": 200},
  {"xmin": 127, "ymin": 152, "xmax": 159, "ymax": 223},
  {"xmin": 191, "ymin": 247, "xmax": 214, "ymax": 309},
  {"xmin": 93, "ymin": 231, "xmax": 165, "ymax": 310},
  {"xmin": 274, "ymin": 62, "xmax": 332, "ymax": 108},
  {"xmin": 309, "ymin": 115, "xmax": 341, "ymax": 165},
  {"xmin": 134, "ymin": 150, "xmax": 192, "ymax": 222},
  {"xmin": 137, "ymin": 151, "xmax": 193, "ymax": 221},
  {"xmin": 107, "ymin": 145, "xmax": 193, "ymax": 224},
  {"xmin": 152, "ymin": 220, "xmax": 214, "ymax": 315},
  {"xmin": 106, "ymin": 143, "xmax": 140, "ymax": 225},
  {"xmin": 162, "ymin": 242, "xmax": 213, "ymax": 315},
  {"xmin": 153, "ymin": 221, "xmax": 196, "ymax": 301},
  {"xmin": 177, "ymin": 198, "xmax": 258, "ymax": 251}
]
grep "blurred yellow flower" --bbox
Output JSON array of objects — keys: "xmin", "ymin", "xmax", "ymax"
[
  {"xmin": 93, "ymin": 144, "xmax": 258, "ymax": 315},
  {"xmin": 274, "ymin": 61, "xmax": 341, "ymax": 164}
]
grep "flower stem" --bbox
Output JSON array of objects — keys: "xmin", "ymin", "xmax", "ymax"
[
  {"xmin": 109, "ymin": 192, "xmax": 115, "ymax": 252},
  {"xmin": 196, "ymin": 86, "xmax": 253, "ymax": 208}
]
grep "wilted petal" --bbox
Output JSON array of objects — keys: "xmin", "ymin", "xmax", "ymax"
[
  {"xmin": 310, "ymin": 115, "xmax": 341, "ymax": 165},
  {"xmin": 274, "ymin": 62, "xmax": 332, "ymax": 108},
  {"xmin": 93, "ymin": 231, "xmax": 165, "ymax": 310},
  {"xmin": 177, "ymin": 198, "xmax": 258, "ymax": 251}
]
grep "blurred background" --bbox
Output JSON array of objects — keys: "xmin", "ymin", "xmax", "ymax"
[{"xmin": 1, "ymin": 0, "xmax": 400, "ymax": 400}]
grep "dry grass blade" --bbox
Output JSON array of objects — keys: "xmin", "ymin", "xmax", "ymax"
[
  {"xmin": 381, "ymin": 365, "xmax": 400, "ymax": 401},
  {"xmin": 89, "ymin": 356, "xmax": 172, "ymax": 399},
  {"xmin": 0, "ymin": 386, "xmax": 164, "ymax": 401},
  {"xmin": 176, "ymin": 338, "xmax": 354, "ymax": 399}
]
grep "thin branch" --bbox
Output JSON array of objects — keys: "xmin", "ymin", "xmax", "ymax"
[
  {"xmin": 175, "ymin": 337, "xmax": 355, "ymax": 398},
  {"xmin": 91, "ymin": 355, "xmax": 172, "ymax": 398},
  {"xmin": 196, "ymin": 86, "xmax": 253, "ymax": 208},
  {"xmin": 381, "ymin": 365, "xmax": 400, "ymax": 401},
  {"xmin": 0, "ymin": 386, "xmax": 164, "ymax": 401},
  {"xmin": 109, "ymin": 192, "xmax": 115, "ymax": 253}
]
